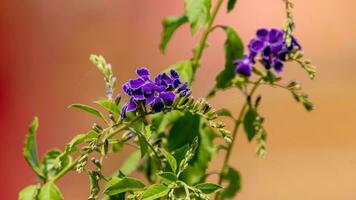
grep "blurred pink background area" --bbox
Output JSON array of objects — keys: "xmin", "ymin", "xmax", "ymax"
[{"xmin": 1, "ymin": 0, "xmax": 356, "ymax": 199}]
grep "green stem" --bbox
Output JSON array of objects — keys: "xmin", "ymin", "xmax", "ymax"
[
  {"xmin": 50, "ymin": 116, "xmax": 142, "ymax": 183},
  {"xmin": 215, "ymin": 78, "xmax": 262, "ymax": 199},
  {"xmin": 191, "ymin": 0, "xmax": 224, "ymax": 72}
]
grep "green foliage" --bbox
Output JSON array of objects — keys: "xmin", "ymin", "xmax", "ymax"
[
  {"xmin": 227, "ymin": 0, "xmax": 238, "ymax": 12},
  {"xmin": 243, "ymin": 108, "xmax": 258, "ymax": 141},
  {"xmin": 23, "ymin": 117, "xmax": 44, "ymax": 179},
  {"xmin": 215, "ymin": 27, "xmax": 244, "ymax": 89},
  {"xmin": 42, "ymin": 149, "xmax": 71, "ymax": 181},
  {"xmin": 104, "ymin": 177, "xmax": 145, "ymax": 196},
  {"xmin": 141, "ymin": 184, "xmax": 169, "ymax": 200},
  {"xmin": 160, "ymin": 15, "xmax": 188, "ymax": 53},
  {"xmin": 18, "ymin": 185, "xmax": 40, "ymax": 200},
  {"xmin": 69, "ymin": 103, "xmax": 106, "ymax": 122},
  {"xmin": 220, "ymin": 167, "xmax": 241, "ymax": 199},
  {"xmin": 119, "ymin": 150, "xmax": 141, "ymax": 175},
  {"xmin": 158, "ymin": 172, "xmax": 178, "ymax": 185},
  {"xmin": 163, "ymin": 150, "xmax": 177, "ymax": 173},
  {"xmin": 95, "ymin": 99, "xmax": 121, "ymax": 115},
  {"xmin": 20, "ymin": 1, "xmax": 316, "ymax": 199},
  {"xmin": 38, "ymin": 183, "xmax": 64, "ymax": 200},
  {"xmin": 195, "ymin": 183, "xmax": 222, "ymax": 194},
  {"xmin": 184, "ymin": 0, "xmax": 212, "ymax": 34}
]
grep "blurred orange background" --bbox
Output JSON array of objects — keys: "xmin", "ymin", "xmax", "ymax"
[{"xmin": 1, "ymin": 0, "xmax": 355, "ymax": 199}]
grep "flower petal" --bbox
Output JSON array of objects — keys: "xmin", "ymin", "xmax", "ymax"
[
  {"xmin": 127, "ymin": 98, "xmax": 137, "ymax": 112},
  {"xmin": 136, "ymin": 67, "xmax": 150, "ymax": 79},
  {"xmin": 152, "ymin": 97, "xmax": 164, "ymax": 112},
  {"xmin": 160, "ymin": 91, "xmax": 175, "ymax": 106},
  {"xmin": 129, "ymin": 78, "xmax": 145, "ymax": 89},
  {"xmin": 170, "ymin": 69, "xmax": 179, "ymax": 79}
]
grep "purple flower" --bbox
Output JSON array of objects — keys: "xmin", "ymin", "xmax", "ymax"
[
  {"xmin": 235, "ymin": 28, "xmax": 302, "ymax": 76},
  {"xmin": 121, "ymin": 68, "xmax": 191, "ymax": 119},
  {"xmin": 234, "ymin": 55, "xmax": 254, "ymax": 77}
]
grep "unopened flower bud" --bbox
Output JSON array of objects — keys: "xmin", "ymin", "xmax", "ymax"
[{"xmin": 115, "ymin": 94, "xmax": 122, "ymax": 105}]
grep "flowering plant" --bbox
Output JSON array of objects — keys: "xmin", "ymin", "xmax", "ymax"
[{"xmin": 19, "ymin": 0, "xmax": 315, "ymax": 200}]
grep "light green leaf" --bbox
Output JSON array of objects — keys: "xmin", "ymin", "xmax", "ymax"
[
  {"xmin": 95, "ymin": 99, "xmax": 121, "ymax": 115},
  {"xmin": 19, "ymin": 185, "xmax": 40, "ymax": 200},
  {"xmin": 142, "ymin": 184, "xmax": 169, "ymax": 200},
  {"xmin": 215, "ymin": 27, "xmax": 244, "ymax": 89},
  {"xmin": 162, "ymin": 150, "xmax": 177, "ymax": 173},
  {"xmin": 23, "ymin": 117, "xmax": 43, "ymax": 178},
  {"xmin": 104, "ymin": 177, "xmax": 145, "ymax": 196},
  {"xmin": 160, "ymin": 15, "xmax": 188, "ymax": 53},
  {"xmin": 227, "ymin": 0, "xmax": 237, "ymax": 12},
  {"xmin": 38, "ymin": 182, "xmax": 63, "ymax": 200},
  {"xmin": 195, "ymin": 183, "xmax": 222, "ymax": 194},
  {"xmin": 220, "ymin": 167, "xmax": 241, "ymax": 199},
  {"xmin": 243, "ymin": 108, "xmax": 258, "ymax": 141},
  {"xmin": 69, "ymin": 104, "xmax": 106, "ymax": 122},
  {"xmin": 66, "ymin": 130, "xmax": 99, "ymax": 153},
  {"xmin": 119, "ymin": 151, "xmax": 141, "ymax": 175},
  {"xmin": 41, "ymin": 149, "xmax": 71, "ymax": 181},
  {"xmin": 170, "ymin": 60, "xmax": 194, "ymax": 84},
  {"xmin": 158, "ymin": 172, "xmax": 178, "ymax": 185},
  {"xmin": 184, "ymin": 0, "xmax": 212, "ymax": 34}
]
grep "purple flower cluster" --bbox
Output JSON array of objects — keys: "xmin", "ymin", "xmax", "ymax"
[
  {"xmin": 235, "ymin": 28, "xmax": 301, "ymax": 77},
  {"xmin": 121, "ymin": 67, "xmax": 191, "ymax": 119}
]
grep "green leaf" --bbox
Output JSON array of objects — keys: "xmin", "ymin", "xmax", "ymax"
[
  {"xmin": 95, "ymin": 99, "xmax": 121, "ymax": 115},
  {"xmin": 137, "ymin": 133, "xmax": 148, "ymax": 158},
  {"xmin": 170, "ymin": 61, "xmax": 194, "ymax": 84},
  {"xmin": 88, "ymin": 171, "xmax": 100, "ymax": 200},
  {"xmin": 23, "ymin": 117, "xmax": 43, "ymax": 178},
  {"xmin": 220, "ymin": 167, "xmax": 241, "ymax": 199},
  {"xmin": 104, "ymin": 177, "xmax": 145, "ymax": 196},
  {"xmin": 142, "ymin": 184, "xmax": 169, "ymax": 200},
  {"xmin": 152, "ymin": 111, "xmax": 184, "ymax": 134},
  {"xmin": 19, "ymin": 185, "xmax": 40, "ymax": 200},
  {"xmin": 243, "ymin": 108, "xmax": 258, "ymax": 141},
  {"xmin": 227, "ymin": 0, "xmax": 237, "ymax": 12},
  {"xmin": 66, "ymin": 130, "xmax": 99, "ymax": 152},
  {"xmin": 215, "ymin": 27, "xmax": 244, "ymax": 89},
  {"xmin": 42, "ymin": 149, "xmax": 71, "ymax": 181},
  {"xmin": 195, "ymin": 183, "xmax": 222, "ymax": 194},
  {"xmin": 184, "ymin": 0, "xmax": 211, "ymax": 34},
  {"xmin": 119, "ymin": 150, "xmax": 141, "ymax": 175},
  {"xmin": 167, "ymin": 113, "xmax": 216, "ymax": 185},
  {"xmin": 69, "ymin": 104, "xmax": 106, "ymax": 122},
  {"xmin": 162, "ymin": 150, "xmax": 177, "ymax": 173},
  {"xmin": 216, "ymin": 109, "xmax": 233, "ymax": 118},
  {"xmin": 160, "ymin": 15, "xmax": 188, "ymax": 53},
  {"xmin": 38, "ymin": 182, "xmax": 64, "ymax": 200},
  {"xmin": 158, "ymin": 172, "xmax": 178, "ymax": 185}
]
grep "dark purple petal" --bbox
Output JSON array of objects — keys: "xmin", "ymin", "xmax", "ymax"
[
  {"xmin": 145, "ymin": 95, "xmax": 155, "ymax": 105},
  {"xmin": 268, "ymin": 29, "xmax": 284, "ymax": 43},
  {"xmin": 160, "ymin": 73, "xmax": 173, "ymax": 85},
  {"xmin": 160, "ymin": 91, "xmax": 175, "ymax": 106},
  {"xmin": 235, "ymin": 55, "xmax": 253, "ymax": 77},
  {"xmin": 142, "ymin": 82, "xmax": 156, "ymax": 95},
  {"xmin": 127, "ymin": 98, "xmax": 137, "ymax": 112},
  {"xmin": 132, "ymin": 88, "xmax": 145, "ymax": 100},
  {"xmin": 173, "ymin": 79, "xmax": 182, "ymax": 88},
  {"xmin": 129, "ymin": 78, "xmax": 145, "ymax": 89},
  {"xmin": 272, "ymin": 59, "xmax": 284, "ymax": 72},
  {"xmin": 176, "ymin": 82, "xmax": 188, "ymax": 92},
  {"xmin": 170, "ymin": 69, "xmax": 179, "ymax": 79},
  {"xmin": 152, "ymin": 97, "xmax": 164, "ymax": 112},
  {"xmin": 256, "ymin": 29, "xmax": 269, "ymax": 41},
  {"xmin": 289, "ymin": 36, "xmax": 302, "ymax": 51},
  {"xmin": 122, "ymin": 83, "xmax": 132, "ymax": 95},
  {"xmin": 121, "ymin": 104, "xmax": 128, "ymax": 119},
  {"xmin": 136, "ymin": 67, "xmax": 150, "ymax": 79},
  {"xmin": 248, "ymin": 39, "xmax": 265, "ymax": 53}
]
